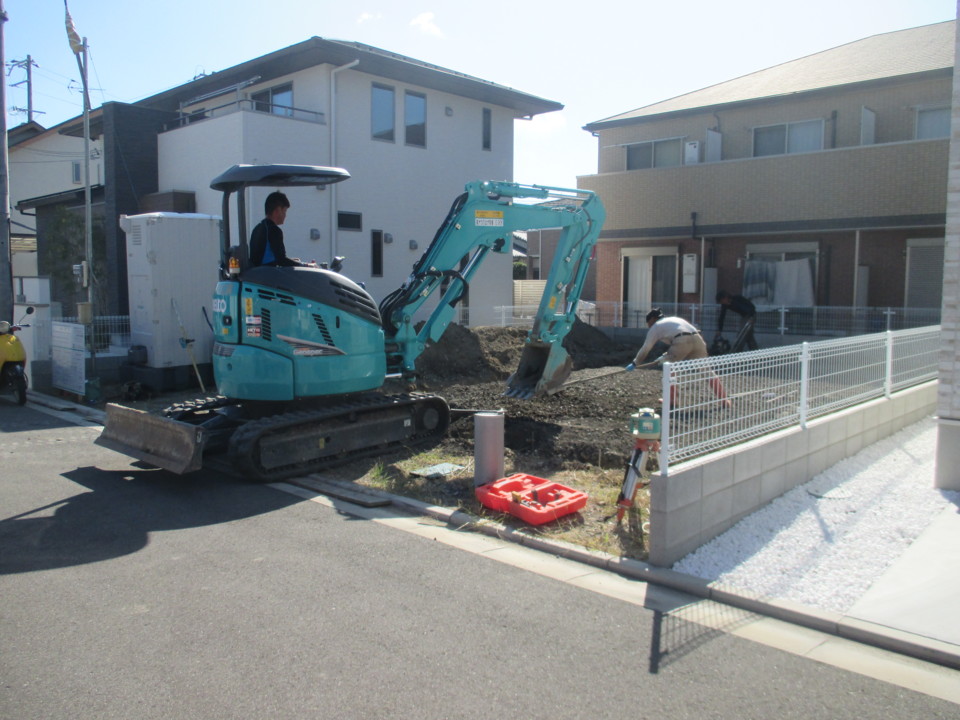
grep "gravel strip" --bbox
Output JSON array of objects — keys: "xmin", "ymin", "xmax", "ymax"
[{"xmin": 673, "ymin": 417, "xmax": 960, "ymax": 613}]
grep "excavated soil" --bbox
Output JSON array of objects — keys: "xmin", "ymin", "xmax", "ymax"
[{"xmin": 412, "ymin": 321, "xmax": 660, "ymax": 470}]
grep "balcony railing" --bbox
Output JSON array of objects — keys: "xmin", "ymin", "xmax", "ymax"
[{"xmin": 164, "ymin": 98, "xmax": 326, "ymax": 131}]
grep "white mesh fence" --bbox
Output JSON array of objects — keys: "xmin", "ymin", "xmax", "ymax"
[{"xmin": 659, "ymin": 326, "xmax": 940, "ymax": 473}]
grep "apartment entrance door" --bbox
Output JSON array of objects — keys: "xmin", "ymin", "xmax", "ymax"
[{"xmin": 622, "ymin": 247, "xmax": 677, "ymax": 317}]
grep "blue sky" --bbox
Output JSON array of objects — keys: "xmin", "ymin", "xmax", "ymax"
[{"xmin": 5, "ymin": 0, "xmax": 956, "ymax": 189}]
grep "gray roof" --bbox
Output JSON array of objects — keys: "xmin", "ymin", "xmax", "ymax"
[
  {"xmin": 139, "ymin": 37, "xmax": 562, "ymax": 118},
  {"xmin": 586, "ymin": 20, "xmax": 955, "ymax": 130}
]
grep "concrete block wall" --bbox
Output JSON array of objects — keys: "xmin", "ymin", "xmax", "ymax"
[{"xmin": 648, "ymin": 381, "xmax": 938, "ymax": 567}]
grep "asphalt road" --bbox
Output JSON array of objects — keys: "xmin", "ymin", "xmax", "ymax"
[{"xmin": 1, "ymin": 400, "xmax": 957, "ymax": 719}]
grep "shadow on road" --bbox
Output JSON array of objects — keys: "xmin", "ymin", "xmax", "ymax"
[
  {"xmin": 0, "ymin": 464, "xmax": 303, "ymax": 575},
  {"xmin": 648, "ymin": 602, "xmax": 756, "ymax": 673}
]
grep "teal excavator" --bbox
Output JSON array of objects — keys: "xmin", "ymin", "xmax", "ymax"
[{"xmin": 97, "ymin": 165, "xmax": 605, "ymax": 481}]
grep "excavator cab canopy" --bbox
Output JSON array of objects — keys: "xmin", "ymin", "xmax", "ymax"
[{"xmin": 211, "ymin": 164, "xmax": 351, "ymax": 275}]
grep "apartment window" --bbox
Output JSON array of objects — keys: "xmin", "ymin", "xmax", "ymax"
[
  {"xmin": 482, "ymin": 108, "xmax": 492, "ymax": 151},
  {"xmin": 251, "ymin": 83, "xmax": 293, "ymax": 117},
  {"xmin": 372, "ymin": 84, "xmax": 395, "ymax": 142},
  {"xmin": 338, "ymin": 211, "xmax": 362, "ymax": 231},
  {"xmin": 744, "ymin": 242, "xmax": 818, "ymax": 306},
  {"xmin": 916, "ymin": 107, "xmax": 950, "ymax": 139},
  {"xmin": 404, "ymin": 91, "xmax": 426, "ymax": 147},
  {"xmin": 71, "ymin": 161, "xmax": 82, "ymax": 184},
  {"xmin": 625, "ymin": 138, "xmax": 682, "ymax": 170},
  {"xmin": 753, "ymin": 119, "xmax": 823, "ymax": 157},
  {"xmin": 371, "ymin": 230, "xmax": 384, "ymax": 277}
]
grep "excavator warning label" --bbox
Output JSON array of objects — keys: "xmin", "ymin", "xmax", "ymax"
[
  {"xmin": 244, "ymin": 297, "xmax": 253, "ymax": 315},
  {"xmin": 475, "ymin": 210, "xmax": 504, "ymax": 227}
]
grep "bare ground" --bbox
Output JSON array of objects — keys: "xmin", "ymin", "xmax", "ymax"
[{"xmin": 354, "ymin": 321, "xmax": 662, "ymax": 559}]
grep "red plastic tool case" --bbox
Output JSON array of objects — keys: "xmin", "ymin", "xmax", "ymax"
[{"xmin": 475, "ymin": 473, "xmax": 588, "ymax": 525}]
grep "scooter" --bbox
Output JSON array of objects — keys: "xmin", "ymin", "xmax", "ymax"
[{"xmin": 0, "ymin": 306, "xmax": 34, "ymax": 405}]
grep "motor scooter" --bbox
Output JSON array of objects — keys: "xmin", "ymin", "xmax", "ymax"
[{"xmin": 0, "ymin": 306, "xmax": 34, "ymax": 405}]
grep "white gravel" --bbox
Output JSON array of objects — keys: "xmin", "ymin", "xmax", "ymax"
[{"xmin": 672, "ymin": 416, "xmax": 960, "ymax": 613}]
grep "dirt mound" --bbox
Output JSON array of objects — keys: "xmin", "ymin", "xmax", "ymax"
[
  {"xmin": 412, "ymin": 321, "xmax": 655, "ymax": 470},
  {"xmin": 563, "ymin": 319, "xmax": 635, "ymax": 369},
  {"xmin": 417, "ymin": 319, "xmax": 634, "ymax": 385},
  {"xmin": 415, "ymin": 323, "xmax": 502, "ymax": 383}
]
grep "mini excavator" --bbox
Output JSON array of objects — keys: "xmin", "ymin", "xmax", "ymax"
[{"xmin": 97, "ymin": 164, "xmax": 605, "ymax": 481}]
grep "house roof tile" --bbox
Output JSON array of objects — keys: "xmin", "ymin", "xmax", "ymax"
[{"xmin": 586, "ymin": 20, "xmax": 955, "ymax": 130}]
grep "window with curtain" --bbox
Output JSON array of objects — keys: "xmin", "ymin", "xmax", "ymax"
[
  {"xmin": 251, "ymin": 83, "xmax": 294, "ymax": 117},
  {"xmin": 753, "ymin": 119, "xmax": 823, "ymax": 156},
  {"xmin": 625, "ymin": 138, "xmax": 682, "ymax": 170},
  {"xmin": 916, "ymin": 107, "xmax": 950, "ymax": 139}
]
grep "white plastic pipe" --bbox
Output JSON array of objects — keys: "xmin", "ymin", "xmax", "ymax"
[{"xmin": 474, "ymin": 411, "xmax": 505, "ymax": 486}]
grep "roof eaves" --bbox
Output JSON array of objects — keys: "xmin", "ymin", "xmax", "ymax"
[
  {"xmin": 584, "ymin": 66, "xmax": 953, "ymax": 132},
  {"xmin": 16, "ymin": 184, "xmax": 105, "ymax": 211},
  {"xmin": 132, "ymin": 37, "xmax": 562, "ymax": 118}
]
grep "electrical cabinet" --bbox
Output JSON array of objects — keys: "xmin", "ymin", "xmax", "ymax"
[{"xmin": 120, "ymin": 213, "xmax": 221, "ymax": 368}]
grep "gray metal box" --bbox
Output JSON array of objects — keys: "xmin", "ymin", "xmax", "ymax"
[{"xmin": 120, "ymin": 213, "xmax": 221, "ymax": 368}]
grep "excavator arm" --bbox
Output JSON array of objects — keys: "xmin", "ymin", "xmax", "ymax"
[{"xmin": 378, "ymin": 180, "xmax": 605, "ymax": 397}]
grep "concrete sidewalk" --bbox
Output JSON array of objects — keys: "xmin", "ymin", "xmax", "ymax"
[{"xmin": 845, "ymin": 503, "xmax": 960, "ymax": 648}]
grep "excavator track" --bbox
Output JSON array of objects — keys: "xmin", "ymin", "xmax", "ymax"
[{"xmin": 226, "ymin": 392, "xmax": 451, "ymax": 482}]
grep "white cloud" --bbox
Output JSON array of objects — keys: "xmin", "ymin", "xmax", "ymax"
[
  {"xmin": 357, "ymin": 12, "xmax": 382, "ymax": 24},
  {"xmin": 410, "ymin": 12, "xmax": 443, "ymax": 37}
]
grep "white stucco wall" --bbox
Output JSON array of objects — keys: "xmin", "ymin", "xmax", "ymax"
[
  {"xmin": 10, "ymin": 129, "xmax": 104, "ymax": 235},
  {"xmin": 156, "ymin": 63, "xmax": 517, "ymax": 327}
]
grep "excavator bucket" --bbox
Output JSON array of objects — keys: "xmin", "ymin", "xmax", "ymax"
[
  {"xmin": 95, "ymin": 403, "xmax": 206, "ymax": 474},
  {"xmin": 505, "ymin": 342, "xmax": 574, "ymax": 399}
]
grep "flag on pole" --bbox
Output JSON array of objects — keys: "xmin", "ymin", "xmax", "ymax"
[{"xmin": 65, "ymin": 1, "xmax": 83, "ymax": 55}]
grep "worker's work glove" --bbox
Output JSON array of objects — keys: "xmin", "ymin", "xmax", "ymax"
[
  {"xmin": 624, "ymin": 363, "xmax": 636, "ymax": 372},
  {"xmin": 655, "ymin": 354, "xmax": 668, "ymax": 366}
]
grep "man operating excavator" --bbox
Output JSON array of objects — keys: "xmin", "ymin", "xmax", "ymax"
[{"xmin": 249, "ymin": 191, "xmax": 314, "ymax": 267}]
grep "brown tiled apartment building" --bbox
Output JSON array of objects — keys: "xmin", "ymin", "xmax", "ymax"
[{"xmin": 579, "ymin": 20, "xmax": 954, "ymax": 313}]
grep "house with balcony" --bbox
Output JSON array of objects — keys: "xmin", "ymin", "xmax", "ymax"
[
  {"xmin": 579, "ymin": 20, "xmax": 954, "ymax": 323},
  {"xmin": 13, "ymin": 37, "xmax": 561, "ymax": 323}
]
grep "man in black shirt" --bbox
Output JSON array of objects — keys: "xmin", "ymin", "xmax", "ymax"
[
  {"xmin": 249, "ymin": 191, "xmax": 312, "ymax": 267},
  {"xmin": 716, "ymin": 290, "xmax": 759, "ymax": 351}
]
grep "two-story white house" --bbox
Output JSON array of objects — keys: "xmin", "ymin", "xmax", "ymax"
[{"xmin": 13, "ymin": 37, "xmax": 562, "ymax": 324}]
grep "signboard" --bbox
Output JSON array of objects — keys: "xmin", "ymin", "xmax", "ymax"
[{"xmin": 52, "ymin": 321, "xmax": 86, "ymax": 395}]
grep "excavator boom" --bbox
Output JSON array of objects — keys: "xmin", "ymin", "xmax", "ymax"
[{"xmin": 379, "ymin": 180, "xmax": 605, "ymax": 397}]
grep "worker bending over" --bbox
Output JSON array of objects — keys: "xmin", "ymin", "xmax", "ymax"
[
  {"xmin": 626, "ymin": 308, "xmax": 730, "ymax": 408},
  {"xmin": 716, "ymin": 290, "xmax": 759, "ymax": 352}
]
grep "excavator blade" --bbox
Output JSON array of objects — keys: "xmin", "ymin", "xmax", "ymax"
[
  {"xmin": 505, "ymin": 343, "xmax": 574, "ymax": 399},
  {"xmin": 95, "ymin": 403, "xmax": 206, "ymax": 474}
]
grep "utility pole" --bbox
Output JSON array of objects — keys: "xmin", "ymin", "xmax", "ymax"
[
  {"xmin": 80, "ymin": 34, "xmax": 95, "ymax": 373},
  {"xmin": 9, "ymin": 55, "xmax": 40, "ymax": 123},
  {"xmin": 0, "ymin": 0, "xmax": 12, "ymax": 323}
]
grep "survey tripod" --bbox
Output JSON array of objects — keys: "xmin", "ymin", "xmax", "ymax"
[{"xmin": 615, "ymin": 408, "xmax": 661, "ymax": 523}]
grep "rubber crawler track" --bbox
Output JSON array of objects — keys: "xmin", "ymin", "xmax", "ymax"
[{"xmin": 226, "ymin": 392, "xmax": 450, "ymax": 482}]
